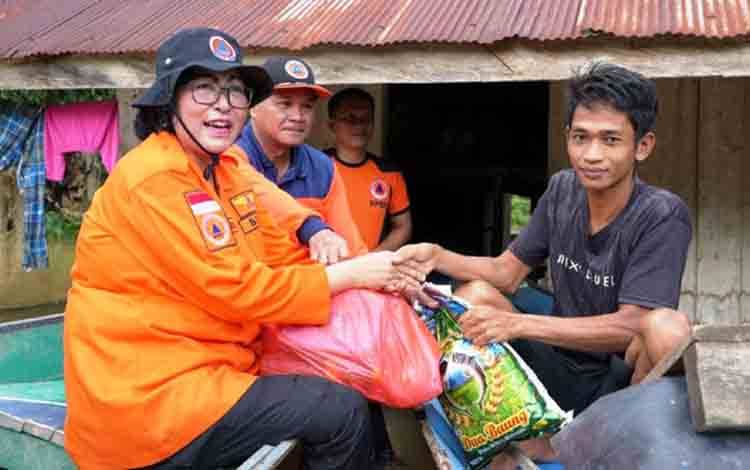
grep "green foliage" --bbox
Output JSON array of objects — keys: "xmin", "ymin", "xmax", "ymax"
[
  {"xmin": 0, "ymin": 89, "xmax": 114, "ymax": 106},
  {"xmin": 510, "ymin": 195, "xmax": 531, "ymax": 234},
  {"xmin": 45, "ymin": 211, "xmax": 82, "ymax": 242}
]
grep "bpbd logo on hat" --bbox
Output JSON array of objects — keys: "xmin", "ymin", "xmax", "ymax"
[
  {"xmin": 284, "ymin": 60, "xmax": 310, "ymax": 80},
  {"xmin": 209, "ymin": 35, "xmax": 237, "ymax": 62}
]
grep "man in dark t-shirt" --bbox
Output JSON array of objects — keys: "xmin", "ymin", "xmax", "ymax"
[
  {"xmin": 396, "ymin": 63, "xmax": 692, "ymax": 454},
  {"xmin": 504, "ymin": 167, "xmax": 691, "ymax": 412}
]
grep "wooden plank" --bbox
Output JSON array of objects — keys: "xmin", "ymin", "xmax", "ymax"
[
  {"xmin": 547, "ymin": 81, "xmax": 567, "ymax": 176},
  {"xmin": 382, "ymin": 406, "xmax": 437, "ymax": 470},
  {"xmin": 684, "ymin": 341, "xmax": 750, "ymax": 431},
  {"xmin": 693, "ymin": 324, "xmax": 750, "ymax": 343},
  {"xmin": 116, "ymin": 89, "xmax": 142, "ymax": 157},
  {"xmin": 421, "ymin": 421, "xmax": 539, "ymax": 470},
  {"xmin": 0, "ymin": 173, "xmax": 21, "ymax": 283},
  {"xmin": 6, "ymin": 39, "xmax": 750, "ymax": 90},
  {"xmin": 236, "ymin": 444, "xmax": 273, "ymax": 469},
  {"xmin": 640, "ymin": 78, "xmax": 699, "ymax": 320},
  {"xmin": 490, "ymin": 38, "xmax": 750, "ymax": 82},
  {"xmin": 0, "ymin": 410, "xmax": 23, "ymax": 432},
  {"xmin": 236, "ymin": 440, "xmax": 296, "ymax": 470},
  {"xmin": 21, "ymin": 420, "xmax": 54, "ymax": 441},
  {"xmin": 0, "ymin": 55, "xmax": 155, "ymax": 90},
  {"xmin": 696, "ymin": 77, "xmax": 746, "ymax": 324},
  {"xmin": 743, "ymin": 82, "xmax": 750, "ymax": 324},
  {"xmin": 50, "ymin": 429, "xmax": 64, "ymax": 447},
  {"xmin": 254, "ymin": 440, "xmax": 297, "ymax": 470}
]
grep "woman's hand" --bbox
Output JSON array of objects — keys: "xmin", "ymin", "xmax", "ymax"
[
  {"xmin": 325, "ymin": 251, "xmax": 426, "ymax": 295},
  {"xmin": 308, "ymin": 229, "xmax": 349, "ymax": 265},
  {"xmin": 325, "ymin": 251, "xmax": 398, "ymax": 293}
]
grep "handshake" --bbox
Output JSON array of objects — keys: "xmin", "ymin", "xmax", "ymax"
[{"xmin": 323, "ymin": 243, "xmax": 442, "ymax": 306}]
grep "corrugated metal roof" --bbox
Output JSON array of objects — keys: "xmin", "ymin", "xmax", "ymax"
[{"xmin": 2, "ymin": 0, "xmax": 750, "ymax": 58}]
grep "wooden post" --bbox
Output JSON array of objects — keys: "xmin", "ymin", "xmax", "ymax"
[
  {"xmin": 640, "ymin": 78, "xmax": 699, "ymax": 321},
  {"xmin": 116, "ymin": 89, "xmax": 141, "ymax": 156},
  {"xmin": 696, "ymin": 78, "xmax": 747, "ymax": 324},
  {"xmin": 547, "ymin": 81, "xmax": 567, "ymax": 176}
]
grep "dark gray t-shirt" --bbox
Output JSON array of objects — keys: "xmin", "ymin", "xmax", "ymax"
[{"xmin": 511, "ymin": 169, "xmax": 692, "ymax": 322}]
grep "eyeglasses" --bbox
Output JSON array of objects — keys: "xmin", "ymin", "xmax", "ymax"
[
  {"xmin": 334, "ymin": 114, "xmax": 372, "ymax": 125},
  {"xmin": 191, "ymin": 82, "xmax": 252, "ymax": 109}
]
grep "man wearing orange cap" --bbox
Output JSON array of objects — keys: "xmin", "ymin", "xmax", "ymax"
[{"xmin": 235, "ymin": 56, "xmax": 367, "ymax": 265}]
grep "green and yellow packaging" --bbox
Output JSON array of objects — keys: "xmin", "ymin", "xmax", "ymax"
[{"xmin": 431, "ymin": 295, "xmax": 572, "ymax": 469}]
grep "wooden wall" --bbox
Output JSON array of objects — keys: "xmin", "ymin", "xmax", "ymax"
[
  {"xmin": 0, "ymin": 173, "xmax": 76, "ymax": 309},
  {"xmin": 549, "ymin": 77, "xmax": 750, "ymax": 325}
]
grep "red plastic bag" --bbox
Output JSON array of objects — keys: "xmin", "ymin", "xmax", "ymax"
[{"xmin": 261, "ymin": 288, "xmax": 442, "ymax": 408}]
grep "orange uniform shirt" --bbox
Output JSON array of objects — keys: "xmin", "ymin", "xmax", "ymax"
[
  {"xmin": 328, "ymin": 150, "xmax": 410, "ymax": 251},
  {"xmin": 64, "ymin": 132, "xmax": 331, "ymax": 469}
]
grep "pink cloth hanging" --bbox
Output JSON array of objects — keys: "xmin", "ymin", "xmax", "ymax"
[{"xmin": 44, "ymin": 100, "xmax": 120, "ymax": 181}]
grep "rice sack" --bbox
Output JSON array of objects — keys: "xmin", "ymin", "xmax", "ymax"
[{"xmin": 420, "ymin": 290, "xmax": 572, "ymax": 469}]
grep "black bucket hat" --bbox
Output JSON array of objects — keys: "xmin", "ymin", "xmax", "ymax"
[{"xmin": 133, "ymin": 28, "xmax": 272, "ymax": 108}]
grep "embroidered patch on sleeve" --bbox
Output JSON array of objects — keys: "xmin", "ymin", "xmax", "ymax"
[
  {"xmin": 185, "ymin": 190, "xmax": 237, "ymax": 251},
  {"xmin": 230, "ymin": 191, "xmax": 259, "ymax": 234}
]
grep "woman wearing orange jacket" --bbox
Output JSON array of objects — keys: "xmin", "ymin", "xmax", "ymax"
[{"xmin": 63, "ymin": 27, "xmax": 422, "ymax": 470}]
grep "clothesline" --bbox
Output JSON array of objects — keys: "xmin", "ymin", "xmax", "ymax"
[{"xmin": 0, "ymin": 99, "xmax": 120, "ymax": 271}]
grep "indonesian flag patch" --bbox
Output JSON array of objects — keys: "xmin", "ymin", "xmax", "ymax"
[{"xmin": 185, "ymin": 190, "xmax": 236, "ymax": 251}]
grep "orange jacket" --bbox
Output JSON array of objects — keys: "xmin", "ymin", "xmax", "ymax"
[
  {"xmin": 232, "ymin": 125, "xmax": 368, "ymax": 256},
  {"xmin": 296, "ymin": 163, "xmax": 368, "ymax": 256},
  {"xmin": 64, "ymin": 132, "xmax": 331, "ymax": 469},
  {"xmin": 227, "ymin": 144, "xmax": 367, "ymax": 255}
]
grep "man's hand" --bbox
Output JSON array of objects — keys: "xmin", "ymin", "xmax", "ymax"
[
  {"xmin": 394, "ymin": 243, "xmax": 441, "ymax": 277},
  {"xmin": 458, "ymin": 306, "xmax": 524, "ymax": 345},
  {"xmin": 309, "ymin": 229, "xmax": 350, "ymax": 265},
  {"xmin": 392, "ymin": 243, "xmax": 444, "ymax": 307}
]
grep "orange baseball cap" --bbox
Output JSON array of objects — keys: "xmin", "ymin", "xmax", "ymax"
[{"xmin": 262, "ymin": 56, "xmax": 332, "ymax": 98}]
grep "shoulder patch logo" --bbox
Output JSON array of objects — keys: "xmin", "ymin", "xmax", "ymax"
[
  {"xmin": 369, "ymin": 178, "xmax": 390, "ymax": 202},
  {"xmin": 201, "ymin": 213, "xmax": 231, "ymax": 246},
  {"xmin": 230, "ymin": 191, "xmax": 259, "ymax": 234},
  {"xmin": 185, "ymin": 190, "xmax": 236, "ymax": 251},
  {"xmin": 284, "ymin": 60, "xmax": 309, "ymax": 80},
  {"xmin": 209, "ymin": 36, "xmax": 237, "ymax": 62}
]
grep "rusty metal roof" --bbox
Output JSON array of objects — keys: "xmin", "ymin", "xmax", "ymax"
[{"xmin": 2, "ymin": 0, "xmax": 750, "ymax": 58}]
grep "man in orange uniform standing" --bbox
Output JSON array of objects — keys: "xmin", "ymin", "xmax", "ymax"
[
  {"xmin": 325, "ymin": 88, "xmax": 413, "ymax": 468},
  {"xmin": 63, "ymin": 28, "xmax": 424, "ymax": 470},
  {"xmin": 325, "ymin": 88, "xmax": 412, "ymax": 252}
]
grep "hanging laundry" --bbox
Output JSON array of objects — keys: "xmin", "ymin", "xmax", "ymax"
[
  {"xmin": 0, "ymin": 104, "xmax": 47, "ymax": 270},
  {"xmin": 44, "ymin": 100, "xmax": 119, "ymax": 181}
]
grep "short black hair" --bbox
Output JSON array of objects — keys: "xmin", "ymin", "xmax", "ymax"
[
  {"xmin": 566, "ymin": 62, "xmax": 658, "ymax": 141},
  {"xmin": 133, "ymin": 106, "xmax": 174, "ymax": 141},
  {"xmin": 133, "ymin": 68, "xmax": 210, "ymax": 140},
  {"xmin": 328, "ymin": 87, "xmax": 375, "ymax": 118}
]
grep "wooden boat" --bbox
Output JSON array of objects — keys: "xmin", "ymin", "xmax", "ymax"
[
  {"xmin": 0, "ymin": 313, "xmax": 294, "ymax": 470},
  {"xmin": 0, "ymin": 313, "xmax": 72, "ymax": 470}
]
